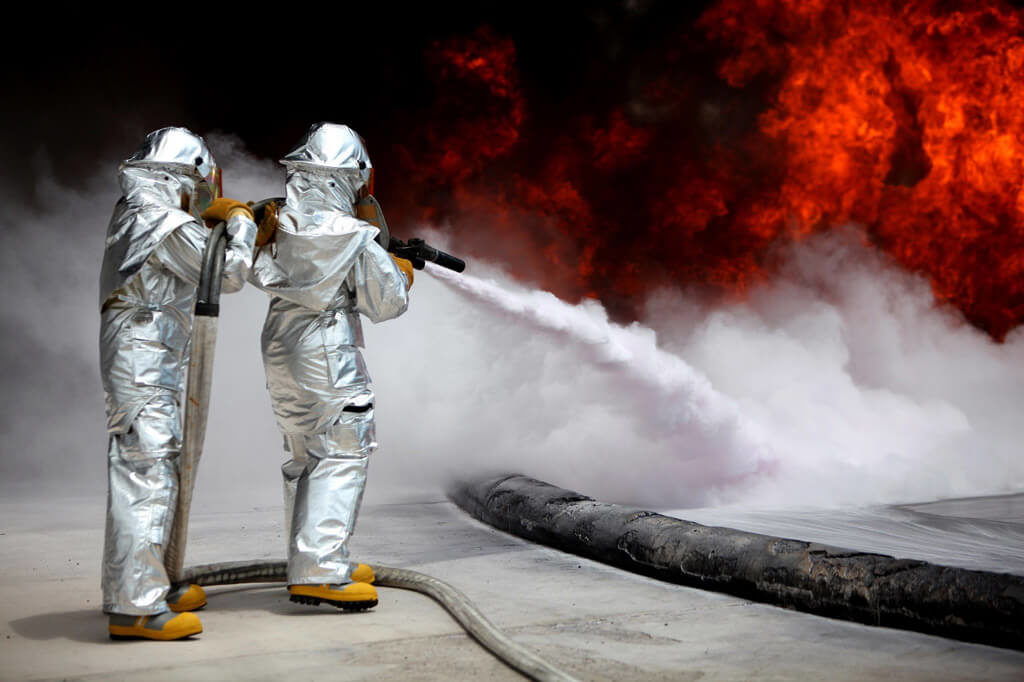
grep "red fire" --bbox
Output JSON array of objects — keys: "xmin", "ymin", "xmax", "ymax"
[
  {"xmin": 401, "ymin": 26, "xmax": 524, "ymax": 192},
  {"xmin": 396, "ymin": 2, "xmax": 1024, "ymax": 339}
]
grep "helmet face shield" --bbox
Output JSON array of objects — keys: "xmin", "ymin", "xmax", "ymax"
[
  {"xmin": 122, "ymin": 127, "xmax": 220, "ymax": 213},
  {"xmin": 364, "ymin": 164, "xmax": 375, "ymax": 197},
  {"xmin": 359, "ymin": 135, "xmax": 374, "ymax": 196},
  {"xmin": 195, "ymin": 165, "xmax": 222, "ymax": 214}
]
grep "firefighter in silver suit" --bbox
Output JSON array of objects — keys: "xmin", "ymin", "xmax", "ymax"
[
  {"xmin": 99, "ymin": 127, "xmax": 257, "ymax": 640},
  {"xmin": 249, "ymin": 123, "xmax": 413, "ymax": 610}
]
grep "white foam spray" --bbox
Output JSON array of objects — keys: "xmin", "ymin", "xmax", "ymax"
[
  {"xmin": 393, "ymin": 228, "xmax": 1024, "ymax": 510},
  {"xmin": 426, "ymin": 263, "xmax": 777, "ymax": 497}
]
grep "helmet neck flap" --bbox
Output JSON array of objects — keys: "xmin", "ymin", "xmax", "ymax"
[{"xmin": 280, "ymin": 123, "xmax": 373, "ymax": 218}]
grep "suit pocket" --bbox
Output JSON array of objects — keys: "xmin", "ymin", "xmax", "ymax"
[
  {"xmin": 324, "ymin": 344, "xmax": 370, "ymax": 390},
  {"xmin": 127, "ymin": 309, "xmax": 186, "ymax": 390},
  {"xmin": 320, "ymin": 312, "xmax": 370, "ymax": 390}
]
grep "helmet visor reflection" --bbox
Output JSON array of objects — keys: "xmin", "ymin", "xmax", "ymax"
[{"xmin": 195, "ymin": 166, "xmax": 222, "ymax": 214}]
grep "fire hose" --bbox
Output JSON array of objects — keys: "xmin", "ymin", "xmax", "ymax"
[{"xmin": 163, "ymin": 221, "xmax": 574, "ymax": 682}]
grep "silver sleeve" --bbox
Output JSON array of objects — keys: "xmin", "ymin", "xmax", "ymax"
[
  {"xmin": 349, "ymin": 240, "xmax": 410, "ymax": 323},
  {"xmin": 152, "ymin": 215, "xmax": 256, "ymax": 292},
  {"xmin": 219, "ymin": 213, "xmax": 257, "ymax": 294},
  {"xmin": 151, "ymin": 220, "xmax": 206, "ymax": 286}
]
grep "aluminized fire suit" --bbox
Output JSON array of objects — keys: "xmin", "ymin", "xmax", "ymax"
[
  {"xmin": 99, "ymin": 128, "xmax": 256, "ymax": 614},
  {"xmin": 250, "ymin": 123, "xmax": 409, "ymax": 585}
]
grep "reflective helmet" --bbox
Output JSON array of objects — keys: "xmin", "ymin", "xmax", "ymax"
[
  {"xmin": 280, "ymin": 122, "xmax": 373, "ymax": 192},
  {"xmin": 123, "ymin": 127, "xmax": 222, "ymax": 209}
]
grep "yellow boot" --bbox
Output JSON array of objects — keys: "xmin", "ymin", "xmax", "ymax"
[
  {"xmin": 350, "ymin": 563, "xmax": 374, "ymax": 584},
  {"xmin": 289, "ymin": 582, "xmax": 378, "ymax": 611},
  {"xmin": 168, "ymin": 584, "xmax": 207, "ymax": 612},
  {"xmin": 108, "ymin": 611, "xmax": 202, "ymax": 640}
]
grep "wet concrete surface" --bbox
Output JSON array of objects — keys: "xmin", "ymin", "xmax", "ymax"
[{"xmin": 2, "ymin": 494, "xmax": 1023, "ymax": 680}]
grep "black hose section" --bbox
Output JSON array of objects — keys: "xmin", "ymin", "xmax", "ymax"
[
  {"xmin": 183, "ymin": 560, "xmax": 577, "ymax": 682},
  {"xmin": 195, "ymin": 221, "xmax": 227, "ymax": 317},
  {"xmin": 209, "ymin": 233, "xmax": 226, "ymax": 301}
]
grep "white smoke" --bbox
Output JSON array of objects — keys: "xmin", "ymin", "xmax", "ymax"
[
  {"xmin": 3, "ymin": 135, "xmax": 1022, "ymax": 513},
  {"xmin": 0, "ymin": 157, "xmax": 116, "ymax": 489},
  {"xmin": 642, "ymin": 232, "xmax": 1024, "ymax": 507}
]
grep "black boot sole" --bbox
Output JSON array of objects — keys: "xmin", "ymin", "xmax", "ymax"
[{"xmin": 289, "ymin": 594, "xmax": 378, "ymax": 611}]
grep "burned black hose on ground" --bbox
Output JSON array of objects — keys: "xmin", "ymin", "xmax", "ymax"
[{"xmin": 449, "ymin": 474, "xmax": 1024, "ymax": 653}]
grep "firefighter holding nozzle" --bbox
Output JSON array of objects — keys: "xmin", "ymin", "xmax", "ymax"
[
  {"xmin": 99, "ymin": 128, "xmax": 257, "ymax": 640},
  {"xmin": 248, "ymin": 123, "xmax": 414, "ymax": 610}
]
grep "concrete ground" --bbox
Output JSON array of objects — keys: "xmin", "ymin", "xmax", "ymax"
[{"xmin": 2, "ymin": 495, "xmax": 1023, "ymax": 681}]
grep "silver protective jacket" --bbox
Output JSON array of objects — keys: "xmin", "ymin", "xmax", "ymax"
[
  {"xmin": 99, "ymin": 133, "xmax": 256, "ymax": 614},
  {"xmin": 250, "ymin": 124, "xmax": 408, "ymax": 584},
  {"xmin": 100, "ymin": 127, "xmax": 219, "ymax": 305}
]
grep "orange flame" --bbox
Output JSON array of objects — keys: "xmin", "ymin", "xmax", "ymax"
[
  {"xmin": 398, "ymin": 2, "xmax": 1024, "ymax": 339},
  {"xmin": 702, "ymin": 0, "xmax": 1024, "ymax": 338}
]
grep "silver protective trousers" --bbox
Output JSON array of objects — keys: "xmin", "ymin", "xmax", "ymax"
[
  {"xmin": 102, "ymin": 392, "xmax": 181, "ymax": 614},
  {"xmin": 281, "ymin": 398, "xmax": 376, "ymax": 585}
]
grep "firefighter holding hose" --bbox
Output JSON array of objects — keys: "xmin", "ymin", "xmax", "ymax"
[
  {"xmin": 248, "ymin": 122, "xmax": 413, "ymax": 610},
  {"xmin": 98, "ymin": 128, "xmax": 257, "ymax": 640}
]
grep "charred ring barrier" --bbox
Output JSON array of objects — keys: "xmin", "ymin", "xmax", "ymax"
[
  {"xmin": 448, "ymin": 474, "xmax": 1024, "ymax": 651},
  {"xmin": 172, "ymin": 222, "xmax": 575, "ymax": 682}
]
